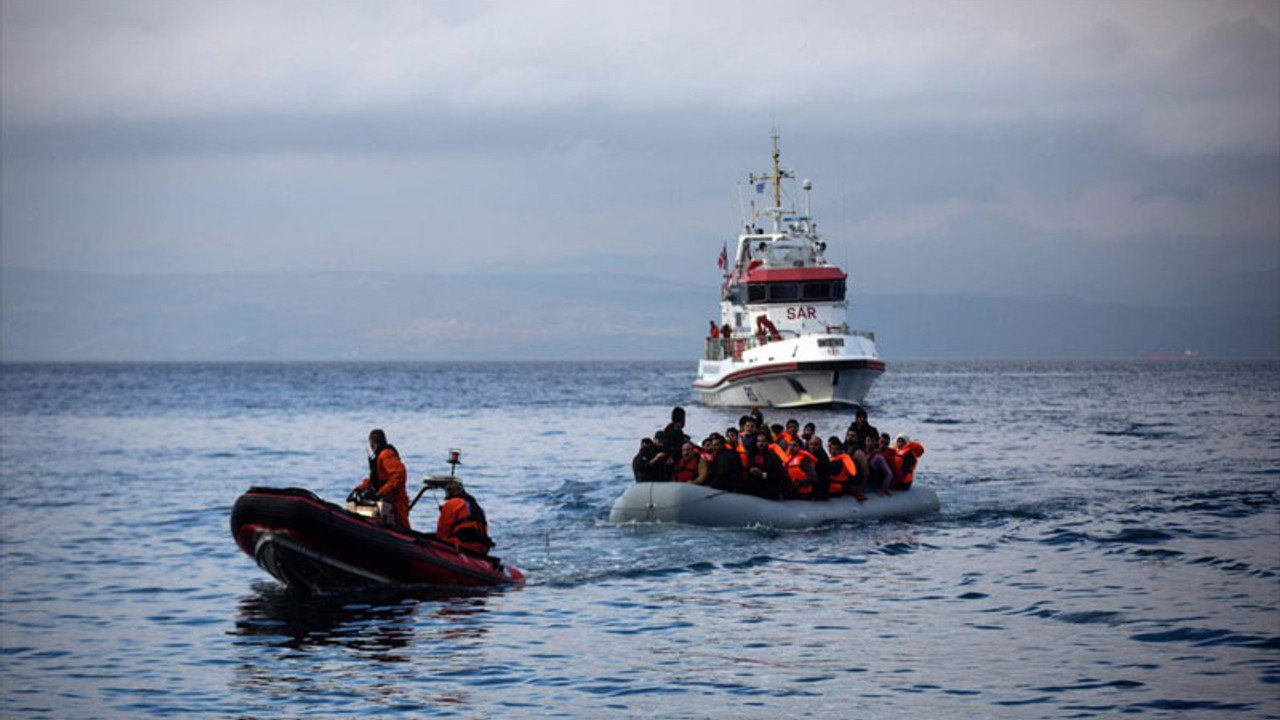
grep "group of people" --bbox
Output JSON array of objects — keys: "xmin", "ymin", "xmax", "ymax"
[
  {"xmin": 632, "ymin": 406, "xmax": 925, "ymax": 502},
  {"xmin": 348, "ymin": 428, "xmax": 494, "ymax": 556}
]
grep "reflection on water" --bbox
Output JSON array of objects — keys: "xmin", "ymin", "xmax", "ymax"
[
  {"xmin": 234, "ymin": 582, "xmax": 492, "ymax": 654},
  {"xmin": 231, "ymin": 583, "xmax": 498, "ymax": 711}
]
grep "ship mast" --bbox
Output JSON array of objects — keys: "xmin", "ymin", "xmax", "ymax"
[{"xmin": 749, "ymin": 132, "xmax": 794, "ymax": 233}]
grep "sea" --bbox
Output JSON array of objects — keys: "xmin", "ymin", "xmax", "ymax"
[{"xmin": 1, "ymin": 360, "xmax": 1277, "ymax": 719}]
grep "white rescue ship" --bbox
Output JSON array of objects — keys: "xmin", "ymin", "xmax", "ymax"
[{"xmin": 693, "ymin": 136, "xmax": 884, "ymax": 408}]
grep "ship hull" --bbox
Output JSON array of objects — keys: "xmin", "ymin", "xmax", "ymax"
[
  {"xmin": 694, "ymin": 358, "xmax": 882, "ymax": 408},
  {"xmin": 694, "ymin": 333, "xmax": 884, "ymax": 408}
]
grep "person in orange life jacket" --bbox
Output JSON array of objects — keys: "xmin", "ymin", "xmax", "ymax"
[
  {"xmin": 436, "ymin": 480, "xmax": 494, "ymax": 556},
  {"xmin": 632, "ymin": 438, "xmax": 668, "ymax": 483},
  {"xmin": 848, "ymin": 407, "xmax": 879, "ymax": 451},
  {"xmin": 782, "ymin": 436, "xmax": 818, "ymax": 499},
  {"xmin": 724, "ymin": 427, "xmax": 750, "ymax": 469},
  {"xmin": 671, "ymin": 442, "xmax": 704, "ymax": 483},
  {"xmin": 737, "ymin": 416, "xmax": 761, "ymax": 468},
  {"xmin": 706, "ymin": 433, "xmax": 745, "ymax": 493},
  {"xmin": 349, "ymin": 428, "xmax": 410, "ymax": 528},
  {"xmin": 709, "ymin": 321, "xmax": 720, "ymax": 340},
  {"xmin": 806, "ymin": 435, "xmax": 832, "ymax": 500},
  {"xmin": 779, "ymin": 418, "xmax": 801, "ymax": 446},
  {"xmin": 893, "ymin": 434, "xmax": 925, "ymax": 490},
  {"xmin": 827, "ymin": 437, "xmax": 868, "ymax": 502}
]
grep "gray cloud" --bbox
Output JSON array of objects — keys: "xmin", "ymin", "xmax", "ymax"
[{"xmin": 1, "ymin": 0, "xmax": 1277, "ymax": 360}]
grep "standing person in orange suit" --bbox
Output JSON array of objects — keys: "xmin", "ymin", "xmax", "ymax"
[{"xmin": 349, "ymin": 428, "xmax": 410, "ymax": 528}]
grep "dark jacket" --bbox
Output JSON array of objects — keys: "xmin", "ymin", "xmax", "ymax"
[{"xmin": 708, "ymin": 447, "xmax": 745, "ymax": 493}]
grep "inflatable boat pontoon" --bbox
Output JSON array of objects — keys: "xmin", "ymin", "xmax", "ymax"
[{"xmin": 608, "ymin": 482, "xmax": 940, "ymax": 529}]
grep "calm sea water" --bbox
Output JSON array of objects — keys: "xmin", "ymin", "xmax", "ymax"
[{"xmin": 1, "ymin": 360, "xmax": 1278, "ymax": 719}]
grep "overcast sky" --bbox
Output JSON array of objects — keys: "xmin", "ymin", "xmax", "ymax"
[{"xmin": 2, "ymin": 0, "xmax": 1278, "ymax": 307}]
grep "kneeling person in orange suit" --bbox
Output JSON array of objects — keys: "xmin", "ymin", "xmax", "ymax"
[{"xmin": 437, "ymin": 480, "xmax": 495, "ymax": 556}]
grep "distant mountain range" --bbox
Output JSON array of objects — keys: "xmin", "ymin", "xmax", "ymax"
[{"xmin": 2, "ymin": 268, "xmax": 1276, "ymax": 361}]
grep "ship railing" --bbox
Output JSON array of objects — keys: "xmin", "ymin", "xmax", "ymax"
[{"xmin": 703, "ymin": 328, "xmax": 877, "ymax": 361}]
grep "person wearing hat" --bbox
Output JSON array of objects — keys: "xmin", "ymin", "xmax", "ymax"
[
  {"xmin": 892, "ymin": 434, "xmax": 926, "ymax": 490},
  {"xmin": 436, "ymin": 480, "xmax": 493, "ymax": 556}
]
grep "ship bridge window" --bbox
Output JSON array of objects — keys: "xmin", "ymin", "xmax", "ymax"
[
  {"xmin": 767, "ymin": 283, "xmax": 800, "ymax": 302},
  {"xmin": 746, "ymin": 280, "xmax": 844, "ymax": 304},
  {"xmin": 802, "ymin": 282, "xmax": 832, "ymax": 300},
  {"xmin": 801, "ymin": 280, "xmax": 847, "ymax": 301}
]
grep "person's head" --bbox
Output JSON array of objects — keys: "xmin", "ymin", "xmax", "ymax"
[
  {"xmin": 828, "ymin": 436, "xmax": 844, "ymax": 455},
  {"xmin": 638, "ymin": 437, "xmax": 656, "ymax": 457},
  {"xmin": 726, "ymin": 427, "xmax": 739, "ymax": 445},
  {"xmin": 785, "ymin": 418, "xmax": 799, "ymax": 433},
  {"xmin": 802, "ymin": 422, "xmax": 816, "ymax": 439},
  {"xmin": 864, "ymin": 435, "xmax": 876, "ymax": 452},
  {"xmin": 845, "ymin": 426, "xmax": 858, "ymax": 442},
  {"xmin": 444, "ymin": 480, "xmax": 465, "ymax": 498},
  {"xmin": 708, "ymin": 433, "xmax": 725, "ymax": 452},
  {"xmin": 671, "ymin": 406, "xmax": 686, "ymax": 427},
  {"xmin": 771, "ymin": 423, "xmax": 784, "ymax": 439},
  {"xmin": 895, "ymin": 434, "xmax": 909, "ymax": 449},
  {"xmin": 854, "ymin": 407, "xmax": 869, "ymax": 425},
  {"xmin": 742, "ymin": 418, "xmax": 757, "ymax": 435},
  {"xmin": 806, "ymin": 436, "xmax": 823, "ymax": 454},
  {"xmin": 368, "ymin": 428, "xmax": 388, "ymax": 453},
  {"xmin": 879, "ymin": 433, "xmax": 891, "ymax": 449},
  {"xmin": 681, "ymin": 442, "xmax": 698, "ymax": 459}
]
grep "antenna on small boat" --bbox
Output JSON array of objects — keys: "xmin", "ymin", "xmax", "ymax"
[{"xmin": 409, "ymin": 448, "xmax": 464, "ymax": 513}]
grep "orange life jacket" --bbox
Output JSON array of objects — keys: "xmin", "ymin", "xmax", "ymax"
[
  {"xmin": 437, "ymin": 493, "xmax": 492, "ymax": 556},
  {"xmin": 769, "ymin": 443, "xmax": 791, "ymax": 464},
  {"xmin": 828, "ymin": 452, "xmax": 857, "ymax": 495},
  {"xmin": 672, "ymin": 454, "xmax": 700, "ymax": 483},
  {"xmin": 896, "ymin": 442, "xmax": 925, "ymax": 487},
  {"xmin": 735, "ymin": 442, "xmax": 749, "ymax": 470},
  {"xmin": 785, "ymin": 449, "xmax": 817, "ymax": 495}
]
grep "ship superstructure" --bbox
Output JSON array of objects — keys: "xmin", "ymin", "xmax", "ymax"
[{"xmin": 693, "ymin": 136, "xmax": 883, "ymax": 408}]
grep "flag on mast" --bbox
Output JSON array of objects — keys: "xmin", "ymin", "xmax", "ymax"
[{"xmin": 717, "ymin": 243, "xmax": 728, "ymax": 270}]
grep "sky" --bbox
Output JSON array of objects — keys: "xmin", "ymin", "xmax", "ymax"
[{"xmin": 1, "ymin": 0, "xmax": 1278, "ymax": 359}]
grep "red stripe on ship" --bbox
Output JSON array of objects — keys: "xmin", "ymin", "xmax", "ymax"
[
  {"xmin": 740, "ymin": 267, "xmax": 846, "ymax": 283},
  {"xmin": 692, "ymin": 358, "xmax": 885, "ymax": 391}
]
